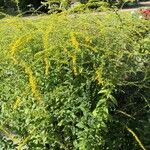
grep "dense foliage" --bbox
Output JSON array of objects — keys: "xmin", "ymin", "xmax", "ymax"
[{"xmin": 0, "ymin": 13, "xmax": 149, "ymax": 149}]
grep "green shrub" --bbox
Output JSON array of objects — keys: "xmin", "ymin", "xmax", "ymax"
[
  {"xmin": 86, "ymin": 1, "xmax": 109, "ymax": 11},
  {"xmin": 42, "ymin": 0, "xmax": 71, "ymax": 14},
  {"xmin": 69, "ymin": 3, "xmax": 87, "ymax": 13},
  {"xmin": 69, "ymin": 1, "xmax": 109, "ymax": 13},
  {"xmin": 0, "ymin": 13, "xmax": 149, "ymax": 149}
]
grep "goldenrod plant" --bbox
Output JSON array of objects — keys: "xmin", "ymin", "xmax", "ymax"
[{"xmin": 0, "ymin": 12, "xmax": 149, "ymax": 149}]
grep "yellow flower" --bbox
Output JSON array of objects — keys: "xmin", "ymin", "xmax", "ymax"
[
  {"xmin": 10, "ymin": 34, "xmax": 32, "ymax": 64},
  {"xmin": 95, "ymin": 69, "xmax": 104, "ymax": 85},
  {"xmin": 44, "ymin": 57, "xmax": 49, "ymax": 76},
  {"xmin": 24, "ymin": 64, "xmax": 42, "ymax": 102},
  {"xmin": 13, "ymin": 96, "xmax": 21, "ymax": 110},
  {"xmin": 70, "ymin": 32, "xmax": 80, "ymax": 52}
]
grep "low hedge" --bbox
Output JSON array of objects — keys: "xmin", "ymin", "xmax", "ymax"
[{"xmin": 0, "ymin": 13, "xmax": 149, "ymax": 149}]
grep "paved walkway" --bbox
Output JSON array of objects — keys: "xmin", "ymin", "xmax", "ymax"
[
  {"xmin": 139, "ymin": 1, "xmax": 150, "ymax": 7},
  {"xmin": 121, "ymin": 1, "xmax": 150, "ymax": 11}
]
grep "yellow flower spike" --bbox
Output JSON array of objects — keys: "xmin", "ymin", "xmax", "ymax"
[
  {"xmin": 95, "ymin": 69, "xmax": 104, "ymax": 85},
  {"xmin": 70, "ymin": 32, "xmax": 80, "ymax": 52},
  {"xmin": 10, "ymin": 34, "xmax": 32, "ymax": 63},
  {"xmin": 44, "ymin": 57, "xmax": 49, "ymax": 76},
  {"xmin": 13, "ymin": 96, "xmax": 21, "ymax": 110},
  {"xmin": 26, "ymin": 69, "xmax": 36, "ymax": 94},
  {"xmin": 43, "ymin": 32, "xmax": 49, "ymax": 50},
  {"xmin": 11, "ymin": 34, "xmax": 31, "ymax": 56},
  {"xmin": 11, "ymin": 40, "xmax": 21, "ymax": 63},
  {"xmin": 23, "ymin": 63, "xmax": 42, "ymax": 102}
]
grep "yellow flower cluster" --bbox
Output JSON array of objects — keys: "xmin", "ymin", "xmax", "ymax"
[
  {"xmin": 24, "ymin": 64, "xmax": 42, "ymax": 102},
  {"xmin": 64, "ymin": 47, "xmax": 78, "ymax": 76},
  {"xmin": 10, "ymin": 34, "xmax": 32, "ymax": 64},
  {"xmin": 95, "ymin": 69, "xmax": 104, "ymax": 85},
  {"xmin": 13, "ymin": 96, "xmax": 21, "ymax": 110},
  {"xmin": 70, "ymin": 32, "xmax": 80, "ymax": 52},
  {"xmin": 44, "ymin": 57, "xmax": 49, "ymax": 77}
]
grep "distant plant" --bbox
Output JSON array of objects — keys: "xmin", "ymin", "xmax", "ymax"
[
  {"xmin": 139, "ymin": 8, "xmax": 150, "ymax": 20},
  {"xmin": 131, "ymin": 8, "xmax": 150, "ymax": 20},
  {"xmin": 41, "ymin": 0, "xmax": 72, "ymax": 13}
]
